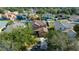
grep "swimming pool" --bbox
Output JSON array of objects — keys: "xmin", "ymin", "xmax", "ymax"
[{"xmin": 0, "ymin": 21, "xmax": 8, "ymax": 28}]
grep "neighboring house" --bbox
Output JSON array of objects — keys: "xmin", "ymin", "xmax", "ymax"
[
  {"xmin": 0, "ymin": 11, "xmax": 19, "ymax": 20},
  {"xmin": 63, "ymin": 29, "xmax": 77, "ymax": 38},
  {"xmin": 4, "ymin": 21, "xmax": 26, "ymax": 32},
  {"xmin": 32, "ymin": 19, "xmax": 48, "ymax": 37},
  {"xmin": 69, "ymin": 15, "xmax": 79, "ymax": 25},
  {"xmin": 54, "ymin": 20, "xmax": 76, "ymax": 38},
  {"xmin": 60, "ymin": 20, "xmax": 75, "ymax": 30},
  {"xmin": 54, "ymin": 20, "xmax": 74, "ymax": 31},
  {"xmin": 54, "ymin": 21, "xmax": 61, "ymax": 30},
  {"xmin": 69, "ymin": 15, "xmax": 79, "ymax": 22},
  {"xmin": 3, "ymin": 12, "xmax": 16, "ymax": 21},
  {"xmin": 13, "ymin": 11, "xmax": 19, "ymax": 15}
]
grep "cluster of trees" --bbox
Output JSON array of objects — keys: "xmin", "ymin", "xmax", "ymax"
[
  {"xmin": 74, "ymin": 24, "xmax": 79, "ymax": 37},
  {"xmin": 0, "ymin": 7, "xmax": 79, "ymax": 15},
  {"xmin": 47, "ymin": 30, "xmax": 69, "ymax": 51},
  {"xmin": 0, "ymin": 7, "xmax": 30, "ymax": 13},
  {"xmin": 47, "ymin": 24, "xmax": 79, "ymax": 51},
  {"xmin": 0, "ymin": 23, "xmax": 79, "ymax": 51},
  {"xmin": 0, "ymin": 26, "xmax": 38, "ymax": 51},
  {"xmin": 36, "ymin": 7, "xmax": 79, "ymax": 15}
]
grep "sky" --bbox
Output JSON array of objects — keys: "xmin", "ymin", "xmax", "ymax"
[{"xmin": 0, "ymin": 0, "xmax": 79, "ymax": 7}]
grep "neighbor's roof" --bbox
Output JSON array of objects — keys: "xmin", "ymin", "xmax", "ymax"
[
  {"xmin": 69, "ymin": 15, "xmax": 79, "ymax": 21},
  {"xmin": 4, "ymin": 21, "xmax": 25, "ymax": 32}
]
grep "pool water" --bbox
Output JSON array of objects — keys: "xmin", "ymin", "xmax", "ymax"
[{"xmin": 0, "ymin": 21, "xmax": 8, "ymax": 28}]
